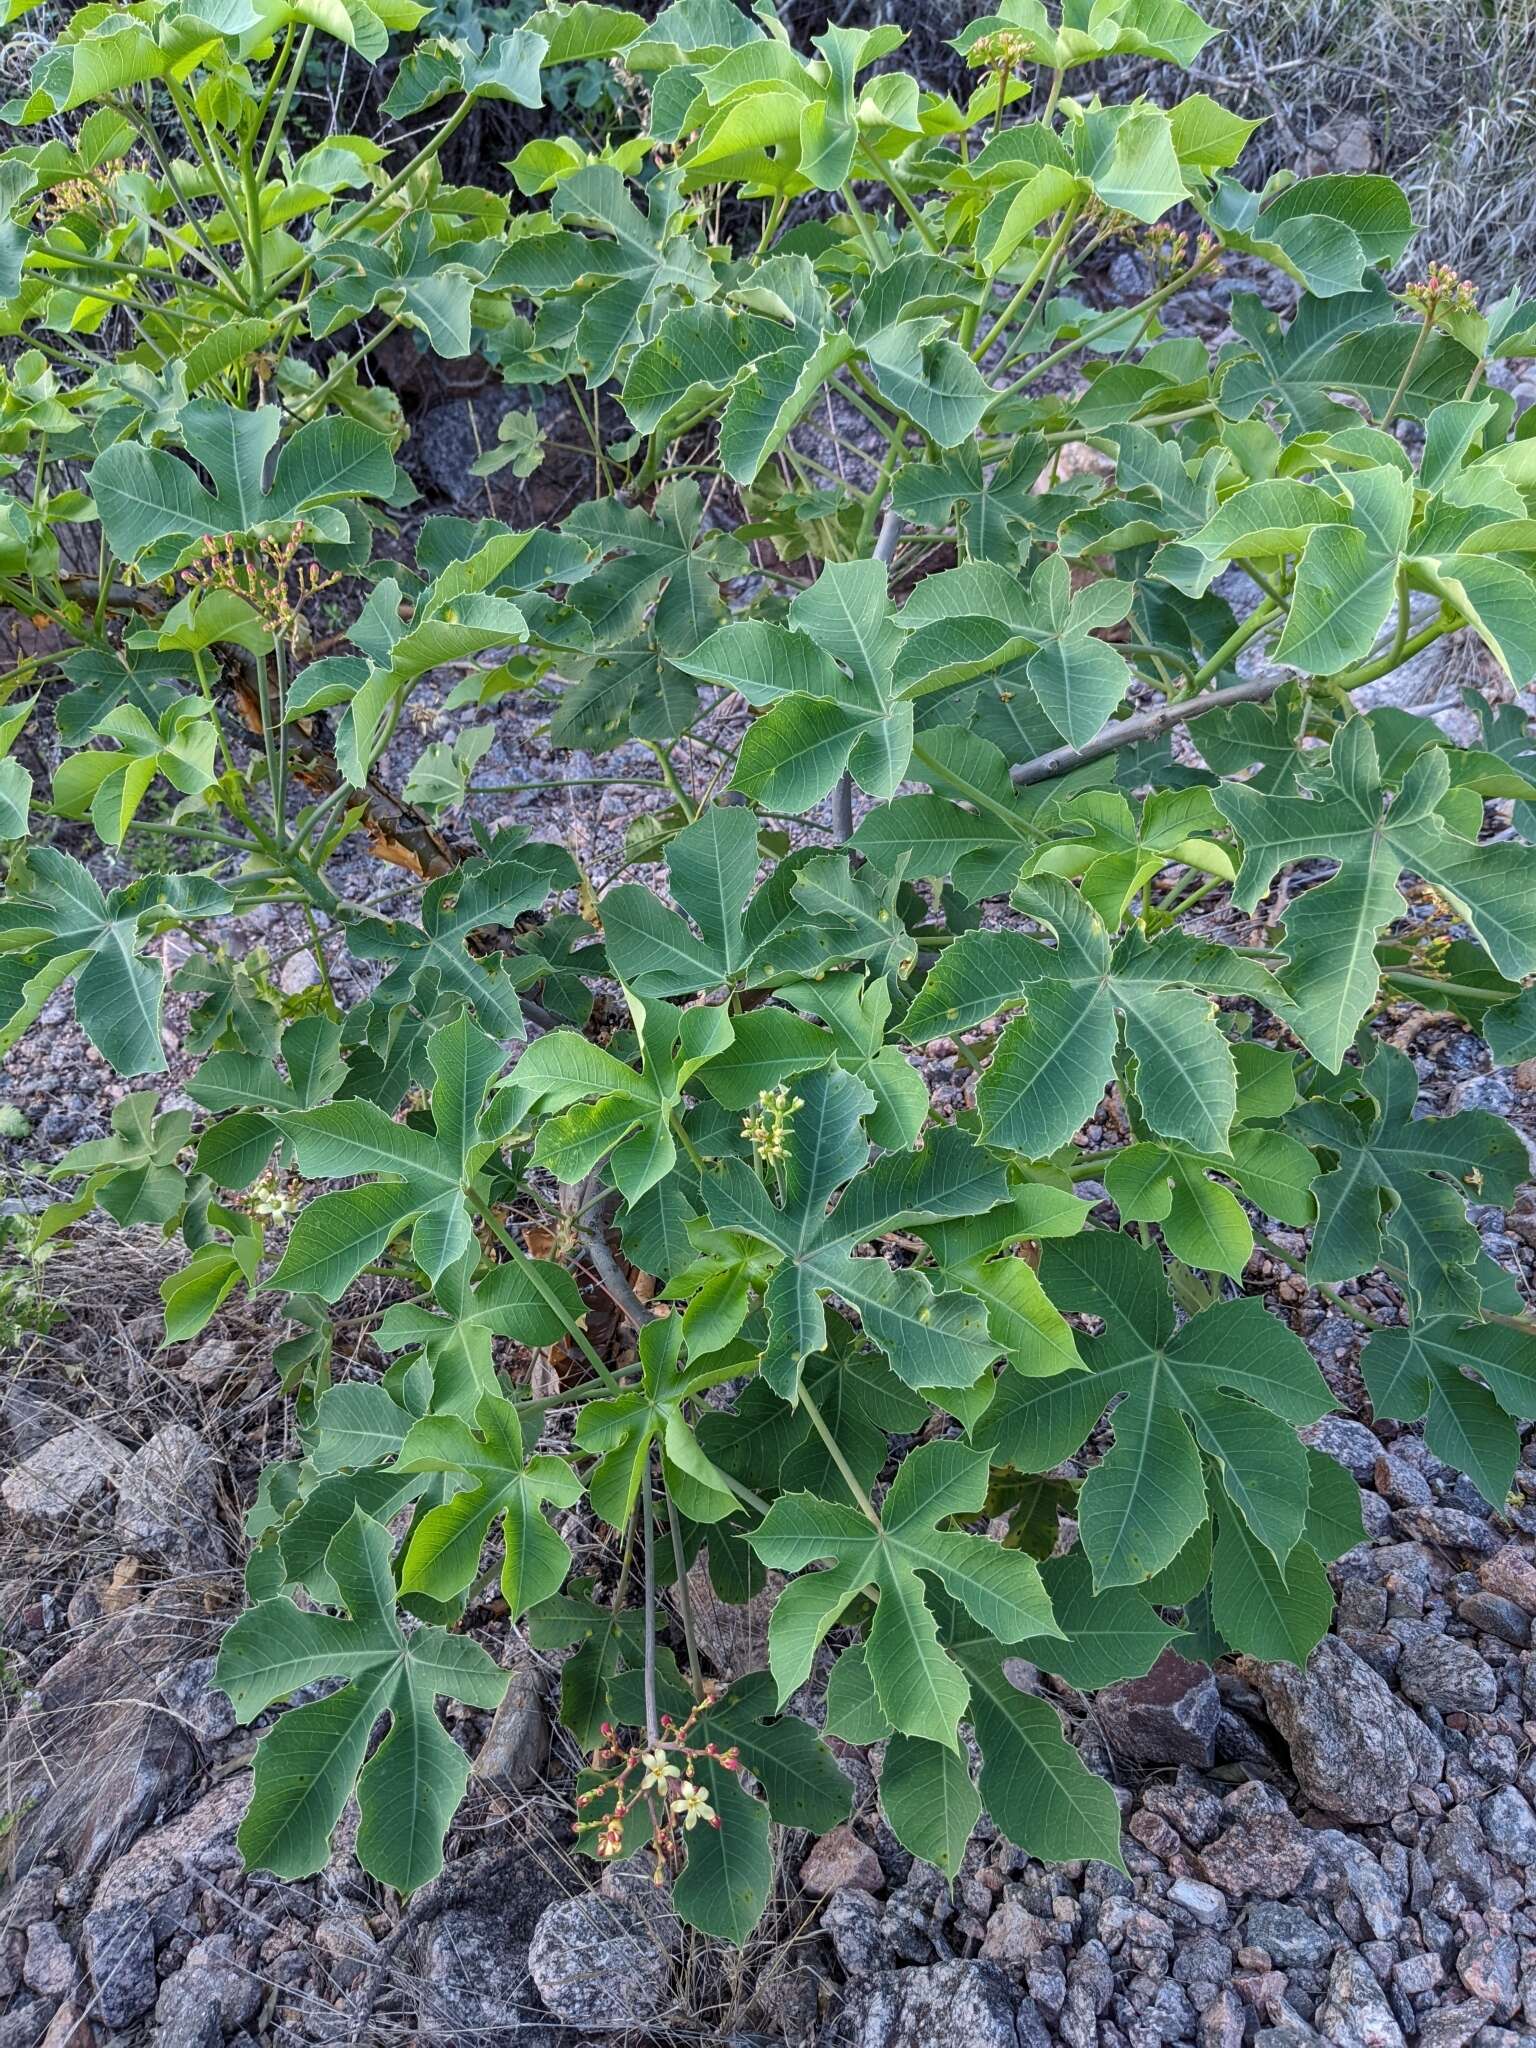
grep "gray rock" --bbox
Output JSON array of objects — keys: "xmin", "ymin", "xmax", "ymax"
[
  {"xmin": 1315, "ymin": 1945, "xmax": 1406, "ymax": 2047},
  {"xmin": 1392, "ymin": 1505, "xmax": 1499, "ymax": 1556},
  {"xmin": 1168, "ymin": 1879, "xmax": 1227, "ymax": 1928},
  {"xmin": 92, "ymin": 1772, "xmax": 251, "ymax": 1920},
  {"xmin": 416, "ymin": 391, "xmax": 517, "ymax": 501},
  {"xmin": 1096, "ymin": 1650, "xmax": 1221, "ymax": 1769},
  {"xmin": 82, "ymin": 1902, "xmax": 156, "ymax": 2029},
  {"xmin": 151, "ymin": 1975, "xmax": 223, "ymax": 2048},
  {"xmin": 1397, "ymin": 1632, "xmax": 1497, "ymax": 1715},
  {"xmin": 822, "ymin": 1889, "xmax": 886, "ymax": 1980},
  {"xmin": 2, "ymin": 1426, "xmax": 126, "ymax": 1531},
  {"xmin": 1415, "ymin": 2001, "xmax": 1496, "ymax": 2047},
  {"xmin": 1482, "ymin": 1784, "xmax": 1536, "ymax": 1862},
  {"xmin": 1300, "ymin": 1416, "xmax": 1381, "ymax": 1481},
  {"xmin": 175, "ymin": 1934, "xmax": 261, "ymax": 2029},
  {"xmin": 0, "ymin": 2000, "xmax": 55, "ymax": 2048},
  {"xmin": 526, "ymin": 1889, "xmax": 679, "ymax": 2029},
  {"xmin": 1455, "ymin": 1590, "xmax": 1530, "ymax": 1646},
  {"xmin": 1245, "ymin": 1901, "xmax": 1337, "ymax": 1968},
  {"xmin": 21, "ymin": 1924, "xmax": 75, "ymax": 2000},
  {"xmin": 419, "ymin": 1908, "xmax": 559, "ymax": 2042},
  {"xmin": 115, "ymin": 1424, "xmax": 228, "ymax": 1569},
  {"xmin": 839, "ymin": 1959, "xmax": 1048, "ymax": 2048},
  {"xmin": 1242, "ymin": 1637, "xmax": 1444, "ymax": 1822},
  {"xmin": 474, "ymin": 1657, "xmax": 548, "ymax": 1791}
]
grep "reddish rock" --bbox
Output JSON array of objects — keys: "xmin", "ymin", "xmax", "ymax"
[
  {"xmin": 798, "ymin": 1824, "xmax": 883, "ymax": 1896},
  {"xmin": 1097, "ymin": 1650, "xmax": 1221, "ymax": 1769}
]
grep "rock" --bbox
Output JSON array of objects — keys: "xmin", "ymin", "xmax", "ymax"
[
  {"xmin": 1479, "ymin": 1542, "xmax": 1536, "ymax": 1612},
  {"xmin": 822, "ymin": 1889, "xmax": 885, "ymax": 1979},
  {"xmin": 526, "ymin": 1889, "xmax": 679, "ymax": 2030},
  {"xmin": 1482, "ymin": 1784, "xmax": 1536, "ymax": 1862},
  {"xmin": 415, "ymin": 391, "xmax": 517, "ymax": 501},
  {"xmin": 173, "ymin": 1935, "xmax": 261, "ymax": 2031},
  {"xmin": 1391, "ymin": 1505, "xmax": 1499, "ymax": 1556},
  {"xmin": 92, "ymin": 1774, "xmax": 250, "ymax": 1921},
  {"xmin": 1300, "ymin": 1416, "xmax": 1381, "ymax": 1481},
  {"xmin": 177, "ymin": 1339, "xmax": 244, "ymax": 1388},
  {"xmin": 801, "ymin": 1824, "xmax": 885, "ymax": 1896},
  {"xmin": 277, "ymin": 949, "xmax": 321, "ymax": 995},
  {"xmin": 1244, "ymin": 1902, "xmax": 1336, "ymax": 1968},
  {"xmin": 1456, "ymin": 1932, "xmax": 1519, "ymax": 2014},
  {"xmin": 1415, "ymin": 2001, "xmax": 1496, "ymax": 2048},
  {"xmin": 0, "ymin": 2000, "xmax": 55, "ymax": 2048},
  {"xmin": 114, "ymin": 1425, "xmax": 228, "ymax": 1569},
  {"xmin": 1302, "ymin": 112, "xmax": 1377, "ymax": 175},
  {"xmin": 1455, "ymin": 1590, "xmax": 1530, "ymax": 1646},
  {"xmin": 82, "ymin": 1902, "xmax": 156, "ymax": 2029},
  {"xmin": 980, "ymin": 1901, "xmax": 1059, "ymax": 1970},
  {"xmin": 838, "ymin": 1959, "xmax": 1048, "ymax": 2048},
  {"xmin": 1096, "ymin": 1650, "xmax": 1221, "ymax": 1769},
  {"xmin": 1314, "ymin": 1945, "xmax": 1406, "ymax": 2048},
  {"xmin": 2, "ymin": 1426, "xmax": 126, "ymax": 1531},
  {"xmin": 151, "ymin": 1975, "xmax": 224, "ymax": 2048},
  {"xmin": 1167, "ymin": 1879, "xmax": 1227, "ymax": 1928},
  {"xmin": 1198, "ymin": 1986, "xmax": 1245, "ymax": 2048},
  {"xmin": 1242, "ymin": 1637, "xmax": 1443, "ymax": 1822},
  {"xmin": 21, "ymin": 1924, "xmax": 75, "ymax": 2000},
  {"xmin": 419, "ymin": 1908, "xmax": 560, "ymax": 2043},
  {"xmin": 474, "ymin": 1657, "xmax": 548, "ymax": 1791},
  {"xmin": 1198, "ymin": 1814, "xmax": 1315, "ymax": 1900},
  {"xmin": 1397, "ymin": 1632, "xmax": 1497, "ymax": 1714}
]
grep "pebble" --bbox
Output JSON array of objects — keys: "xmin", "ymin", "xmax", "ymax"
[
  {"xmin": 800, "ymin": 1824, "xmax": 885, "ymax": 1896},
  {"xmin": 1168, "ymin": 1879, "xmax": 1227, "ymax": 1928}
]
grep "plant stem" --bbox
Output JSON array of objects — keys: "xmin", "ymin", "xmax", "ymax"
[
  {"xmin": 666, "ymin": 1486, "xmax": 705, "ymax": 1699},
  {"xmin": 1383, "ymin": 311, "xmax": 1433, "ymax": 427},
  {"xmin": 799, "ymin": 1383, "xmax": 880, "ymax": 1526},
  {"xmin": 642, "ymin": 1457, "xmax": 660, "ymax": 1744}
]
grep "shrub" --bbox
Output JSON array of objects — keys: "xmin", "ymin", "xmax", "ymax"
[{"xmin": 2, "ymin": 0, "xmax": 1535, "ymax": 1931}]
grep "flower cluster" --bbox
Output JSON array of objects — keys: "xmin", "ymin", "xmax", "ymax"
[
  {"xmin": 1400, "ymin": 261, "xmax": 1479, "ymax": 323},
  {"xmin": 574, "ymin": 1699, "xmax": 741, "ymax": 1882},
  {"xmin": 178, "ymin": 522, "xmax": 340, "ymax": 648},
  {"xmin": 741, "ymin": 1083, "xmax": 803, "ymax": 1167},
  {"xmin": 966, "ymin": 28, "xmax": 1038, "ymax": 73}
]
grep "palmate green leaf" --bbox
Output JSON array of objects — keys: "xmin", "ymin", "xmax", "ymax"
[
  {"xmin": 1218, "ymin": 721, "xmax": 1536, "ymax": 1069},
  {"xmin": 575, "ymin": 1313, "xmax": 742, "ymax": 1528},
  {"xmin": 346, "ymin": 847, "xmax": 571, "ymax": 1044},
  {"xmin": 749, "ymin": 1439, "xmax": 1060, "ymax": 1750},
  {"xmin": 511, "ymin": 991, "xmax": 731, "ymax": 1202},
  {"xmin": 989, "ymin": 1233, "xmax": 1331, "ymax": 1587},
  {"xmin": 373, "ymin": 1248, "xmax": 587, "ymax": 1421},
  {"xmin": 1103, "ymin": 1123, "xmax": 1317, "ymax": 1278},
  {"xmin": 215, "ymin": 1509, "xmax": 507, "ymax": 1894},
  {"xmin": 1287, "ymin": 1042, "xmax": 1529, "ymax": 1313},
  {"xmin": 396, "ymin": 1394, "xmax": 581, "ymax": 1612},
  {"xmin": 49, "ymin": 1088, "xmax": 192, "ymax": 1231},
  {"xmin": 1005, "ymin": 1546, "xmax": 1179, "ymax": 1692},
  {"xmin": 850, "ymin": 726, "xmax": 1095, "ymax": 905},
  {"xmin": 88, "ymin": 403, "xmax": 397, "ymax": 578},
  {"xmin": 906, "ymin": 877, "xmax": 1286, "ymax": 1161},
  {"xmin": 0, "ymin": 847, "xmax": 229, "ymax": 1076},
  {"xmin": 703, "ymin": 1064, "xmax": 1008, "ymax": 1395},
  {"xmin": 1362, "ymin": 1317, "xmax": 1536, "ymax": 1509},
  {"xmin": 272, "ymin": 1011, "xmax": 507, "ymax": 1300},
  {"xmin": 192, "ymin": 1014, "xmax": 347, "ymax": 1191}
]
